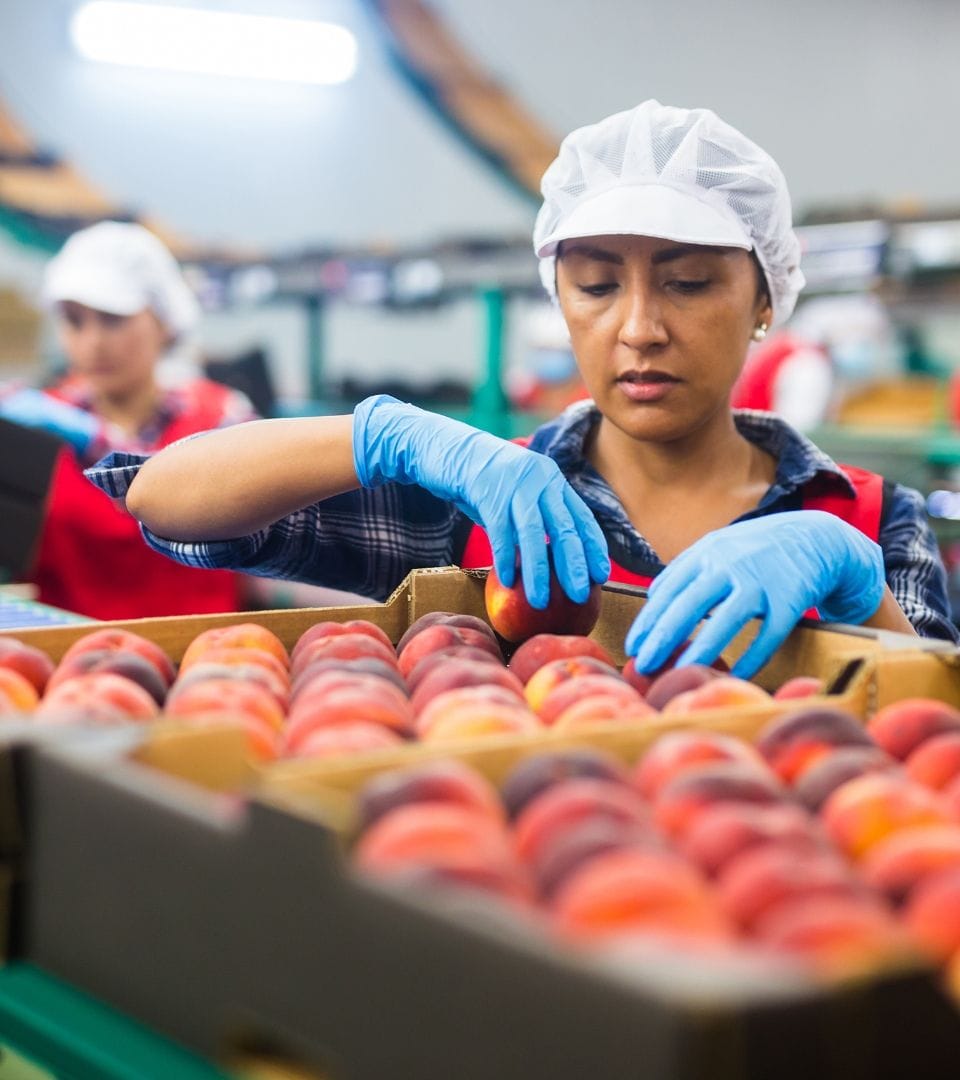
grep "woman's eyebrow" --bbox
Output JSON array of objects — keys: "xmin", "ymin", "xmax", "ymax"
[
  {"xmin": 651, "ymin": 244, "xmax": 732, "ymax": 265},
  {"xmin": 559, "ymin": 243, "xmax": 623, "ymax": 265}
]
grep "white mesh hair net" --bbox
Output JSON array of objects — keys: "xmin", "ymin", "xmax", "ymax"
[{"xmin": 534, "ymin": 100, "xmax": 805, "ymax": 326}]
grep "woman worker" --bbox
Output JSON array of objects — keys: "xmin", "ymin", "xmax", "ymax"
[
  {"xmin": 0, "ymin": 221, "xmax": 258, "ymax": 618},
  {"xmin": 85, "ymin": 101, "xmax": 957, "ymax": 674}
]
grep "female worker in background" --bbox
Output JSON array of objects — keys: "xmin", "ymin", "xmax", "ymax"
[
  {"xmin": 87, "ymin": 102, "xmax": 957, "ymax": 674},
  {"xmin": 0, "ymin": 221, "xmax": 258, "ymax": 618}
]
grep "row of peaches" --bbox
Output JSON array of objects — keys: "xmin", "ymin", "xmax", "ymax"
[
  {"xmin": 0, "ymin": 612, "xmax": 822, "ymax": 762},
  {"xmin": 351, "ymin": 700, "xmax": 960, "ymax": 997}
]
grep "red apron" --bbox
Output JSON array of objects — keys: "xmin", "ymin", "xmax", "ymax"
[{"xmin": 30, "ymin": 388, "xmax": 242, "ymax": 619}]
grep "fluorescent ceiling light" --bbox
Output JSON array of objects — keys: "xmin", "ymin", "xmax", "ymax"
[{"xmin": 70, "ymin": 2, "xmax": 358, "ymax": 85}]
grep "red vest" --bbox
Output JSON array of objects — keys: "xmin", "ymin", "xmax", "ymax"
[
  {"xmin": 29, "ymin": 386, "xmax": 242, "ymax": 619},
  {"xmin": 731, "ymin": 334, "xmax": 828, "ymax": 413}
]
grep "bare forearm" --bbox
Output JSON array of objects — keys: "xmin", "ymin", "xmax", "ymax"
[
  {"xmin": 861, "ymin": 585, "xmax": 919, "ymax": 637},
  {"xmin": 126, "ymin": 415, "xmax": 358, "ymax": 540}
]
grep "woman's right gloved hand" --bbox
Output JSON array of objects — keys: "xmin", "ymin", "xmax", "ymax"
[
  {"xmin": 353, "ymin": 394, "xmax": 609, "ymax": 608},
  {"xmin": 0, "ymin": 387, "xmax": 99, "ymax": 454}
]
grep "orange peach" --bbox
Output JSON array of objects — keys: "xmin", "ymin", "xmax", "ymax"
[
  {"xmin": 867, "ymin": 698, "xmax": 960, "ymax": 761},
  {"xmin": 661, "ymin": 676, "xmax": 773, "ymax": 716},
  {"xmin": 415, "ymin": 685, "xmax": 532, "ymax": 738},
  {"xmin": 523, "ymin": 656, "xmax": 621, "ymax": 716},
  {"xmin": 905, "ymin": 731, "xmax": 960, "ymax": 792},
  {"xmin": 508, "ymin": 634, "xmax": 615, "ymax": 685},
  {"xmin": 291, "ymin": 634, "xmax": 398, "ymax": 679},
  {"xmin": 484, "ymin": 555, "xmax": 601, "ymax": 644},
  {"xmin": 180, "ymin": 646, "xmax": 291, "ymax": 689},
  {"xmin": 680, "ymin": 802, "xmax": 825, "ymax": 877},
  {"xmin": 395, "ymin": 612, "xmax": 497, "ymax": 655},
  {"xmin": 793, "ymin": 746, "xmax": 898, "ymax": 812},
  {"xmin": 397, "ymin": 625, "xmax": 502, "ymax": 679},
  {"xmin": 755, "ymin": 706, "xmax": 874, "ymax": 784},
  {"xmin": 289, "ymin": 722, "xmax": 404, "ymax": 760},
  {"xmin": 57, "ymin": 628, "xmax": 175, "ymax": 687},
  {"xmin": 716, "ymin": 845, "xmax": 863, "ymax": 931},
  {"xmin": 166, "ymin": 677, "xmax": 285, "ymax": 732},
  {"xmin": 0, "ymin": 637, "xmax": 55, "ymax": 694},
  {"xmin": 653, "ymin": 761, "xmax": 787, "ymax": 839},
  {"xmin": 37, "ymin": 672, "xmax": 160, "ymax": 724},
  {"xmin": 420, "ymin": 704, "xmax": 542, "ymax": 743},
  {"xmin": 175, "ymin": 661, "xmax": 289, "ymax": 711},
  {"xmin": 553, "ymin": 696, "xmax": 657, "ymax": 732},
  {"xmin": 551, "ymin": 847, "xmax": 730, "ymax": 941},
  {"xmin": 531, "ymin": 818, "xmax": 657, "ymax": 900},
  {"xmin": 180, "ymin": 623, "xmax": 288, "ymax": 672},
  {"xmin": 537, "ymin": 675, "xmax": 642, "ymax": 727},
  {"xmin": 643, "ymin": 664, "xmax": 724, "ymax": 710},
  {"xmin": 773, "ymin": 676, "xmax": 826, "ymax": 701},
  {"xmin": 859, "ymin": 825, "xmax": 960, "ymax": 905},
  {"xmin": 291, "ymin": 620, "xmax": 393, "ymax": 663},
  {"xmin": 0, "ymin": 667, "xmax": 40, "ymax": 713},
  {"xmin": 633, "ymin": 731, "xmax": 768, "ymax": 802},
  {"xmin": 500, "ymin": 749, "xmax": 631, "ymax": 820},
  {"xmin": 47, "ymin": 649, "xmax": 168, "ymax": 706},
  {"xmin": 410, "ymin": 658, "xmax": 524, "ymax": 715},
  {"xmin": 821, "ymin": 773, "xmax": 951, "ymax": 859},
  {"xmin": 902, "ymin": 868, "xmax": 960, "ymax": 962},
  {"xmin": 357, "ymin": 760, "xmax": 504, "ymax": 830},
  {"xmin": 513, "ymin": 778, "xmax": 649, "ymax": 866}
]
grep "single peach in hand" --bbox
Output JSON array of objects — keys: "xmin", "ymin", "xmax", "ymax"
[
  {"xmin": 508, "ymin": 634, "xmax": 615, "ymax": 685},
  {"xmin": 867, "ymin": 698, "xmax": 960, "ymax": 761},
  {"xmin": 0, "ymin": 637, "xmax": 54, "ymax": 694},
  {"xmin": 653, "ymin": 761, "xmax": 786, "ymax": 839},
  {"xmin": 57, "ymin": 628, "xmax": 175, "ymax": 687},
  {"xmin": 905, "ymin": 732, "xmax": 960, "ymax": 792},
  {"xmin": 292, "ymin": 620, "xmax": 394, "ymax": 663},
  {"xmin": 633, "ymin": 731, "xmax": 767, "ymax": 802},
  {"xmin": 484, "ymin": 553, "xmax": 601, "ymax": 644},
  {"xmin": 357, "ymin": 760, "xmax": 504, "ymax": 831},
  {"xmin": 793, "ymin": 746, "xmax": 898, "ymax": 812},
  {"xmin": 397, "ymin": 625, "xmax": 502, "ymax": 679},
  {"xmin": 756, "ymin": 706, "xmax": 874, "ymax": 783},
  {"xmin": 500, "ymin": 749, "xmax": 631, "ymax": 820},
  {"xmin": 860, "ymin": 825, "xmax": 960, "ymax": 906},
  {"xmin": 37, "ymin": 672, "xmax": 160, "ymax": 724},
  {"xmin": 180, "ymin": 623, "xmax": 288, "ymax": 671}
]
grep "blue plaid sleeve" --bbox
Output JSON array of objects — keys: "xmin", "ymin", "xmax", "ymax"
[
  {"xmin": 85, "ymin": 451, "xmax": 465, "ymax": 602},
  {"xmin": 880, "ymin": 482, "xmax": 958, "ymax": 641}
]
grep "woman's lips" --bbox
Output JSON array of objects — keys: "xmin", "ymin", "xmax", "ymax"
[{"xmin": 616, "ymin": 370, "xmax": 680, "ymax": 403}]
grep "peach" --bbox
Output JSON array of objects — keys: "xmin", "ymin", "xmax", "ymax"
[
  {"xmin": 500, "ymin": 749, "xmax": 631, "ymax": 820},
  {"xmin": 859, "ymin": 825, "xmax": 960, "ymax": 905},
  {"xmin": 624, "ymin": 646, "xmax": 729, "ymax": 699},
  {"xmin": 57, "ymin": 628, "xmax": 175, "ymax": 687},
  {"xmin": 420, "ymin": 704, "xmax": 542, "ymax": 743},
  {"xmin": 945, "ymin": 774, "xmax": 960, "ymax": 820},
  {"xmin": 773, "ymin": 676, "xmax": 826, "ymax": 701},
  {"xmin": 680, "ymin": 802, "xmax": 826, "ymax": 878},
  {"xmin": 0, "ymin": 668, "xmax": 40, "ymax": 714},
  {"xmin": 291, "ymin": 634, "xmax": 398, "ymax": 679},
  {"xmin": 716, "ymin": 845, "xmax": 863, "ymax": 931},
  {"xmin": 536, "ymin": 675, "xmax": 642, "ymax": 727},
  {"xmin": 0, "ymin": 637, "xmax": 55, "ymax": 694},
  {"xmin": 291, "ymin": 620, "xmax": 394, "ymax": 663},
  {"xmin": 532, "ymin": 818, "xmax": 657, "ymax": 900},
  {"xmin": 633, "ymin": 731, "xmax": 768, "ymax": 802},
  {"xmin": 902, "ymin": 868, "xmax": 960, "ymax": 962},
  {"xmin": 653, "ymin": 761, "xmax": 787, "ymax": 839},
  {"xmin": 396, "ymin": 612, "xmax": 497, "ymax": 655},
  {"xmin": 508, "ymin": 634, "xmax": 615, "ymax": 685},
  {"xmin": 180, "ymin": 646, "xmax": 291, "ymax": 690},
  {"xmin": 415, "ymin": 685, "xmax": 532, "ymax": 738},
  {"xmin": 47, "ymin": 649, "xmax": 168, "ymax": 705},
  {"xmin": 284, "ymin": 675, "xmax": 414, "ymax": 749},
  {"xmin": 551, "ymin": 847, "xmax": 729, "ymax": 941},
  {"xmin": 410, "ymin": 658, "xmax": 524, "ymax": 716},
  {"xmin": 484, "ymin": 554, "xmax": 602, "ymax": 644},
  {"xmin": 179, "ymin": 623, "xmax": 288, "ymax": 671},
  {"xmin": 523, "ymin": 656, "xmax": 620, "ymax": 716},
  {"xmin": 754, "ymin": 896, "xmax": 911, "ymax": 975},
  {"xmin": 755, "ymin": 706, "xmax": 874, "ymax": 783},
  {"xmin": 821, "ymin": 773, "xmax": 951, "ymax": 859},
  {"xmin": 397, "ymin": 625, "xmax": 502, "ymax": 679},
  {"xmin": 643, "ymin": 664, "xmax": 723, "ymax": 710},
  {"xmin": 37, "ymin": 672, "xmax": 160, "ymax": 723},
  {"xmin": 793, "ymin": 746, "xmax": 898, "ymax": 812},
  {"xmin": 292, "ymin": 657, "xmax": 406, "ymax": 699},
  {"xmin": 905, "ymin": 731, "xmax": 960, "ymax": 792},
  {"xmin": 553, "ymin": 696, "xmax": 656, "ymax": 732},
  {"xmin": 166, "ymin": 677, "xmax": 285, "ymax": 732},
  {"xmin": 405, "ymin": 646, "xmax": 503, "ymax": 694},
  {"xmin": 357, "ymin": 760, "xmax": 504, "ymax": 831},
  {"xmin": 867, "ymin": 698, "xmax": 960, "ymax": 761},
  {"xmin": 166, "ymin": 710, "xmax": 280, "ymax": 762},
  {"xmin": 513, "ymin": 777, "xmax": 649, "ymax": 866},
  {"xmin": 175, "ymin": 661, "xmax": 289, "ymax": 711},
  {"xmin": 661, "ymin": 676, "xmax": 773, "ymax": 716},
  {"xmin": 289, "ymin": 722, "xmax": 404, "ymax": 761}
]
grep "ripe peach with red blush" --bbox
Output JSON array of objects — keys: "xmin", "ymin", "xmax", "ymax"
[
  {"xmin": 653, "ymin": 761, "xmax": 786, "ymax": 839},
  {"xmin": 523, "ymin": 656, "xmax": 620, "ymax": 716},
  {"xmin": 47, "ymin": 649, "xmax": 168, "ymax": 705},
  {"xmin": 292, "ymin": 657, "xmax": 406, "ymax": 699},
  {"xmin": 166, "ymin": 677, "xmax": 285, "ymax": 732},
  {"xmin": 902, "ymin": 868, "xmax": 960, "ymax": 963},
  {"xmin": 755, "ymin": 706, "xmax": 874, "ymax": 783},
  {"xmin": 905, "ymin": 731, "xmax": 960, "ymax": 792},
  {"xmin": 57, "ymin": 628, "xmax": 175, "ymax": 687},
  {"xmin": 642, "ymin": 665, "xmax": 726, "ymax": 710},
  {"xmin": 397, "ymin": 625, "xmax": 502, "ymax": 679},
  {"xmin": 536, "ymin": 674, "xmax": 641, "ymax": 727},
  {"xmin": 500, "ymin": 749, "xmax": 631, "ymax": 820},
  {"xmin": 396, "ymin": 612, "xmax": 496, "ymax": 655},
  {"xmin": 661, "ymin": 676, "xmax": 772, "ymax": 716},
  {"xmin": 859, "ymin": 825, "xmax": 960, "ymax": 906},
  {"xmin": 291, "ymin": 620, "xmax": 393, "ymax": 663},
  {"xmin": 484, "ymin": 554, "xmax": 601, "ymax": 644},
  {"xmin": 291, "ymin": 634, "xmax": 397, "ymax": 679},
  {"xmin": 867, "ymin": 698, "xmax": 960, "ymax": 761},
  {"xmin": 0, "ymin": 668, "xmax": 40, "ymax": 714},
  {"xmin": 356, "ymin": 760, "xmax": 504, "ymax": 831},
  {"xmin": 508, "ymin": 634, "xmax": 615, "ymax": 685},
  {"xmin": 553, "ymin": 695, "xmax": 656, "ymax": 732},
  {"xmin": 633, "ymin": 731, "xmax": 767, "ymax": 802},
  {"xmin": 405, "ymin": 646, "xmax": 502, "ymax": 694},
  {"xmin": 37, "ymin": 672, "xmax": 160, "ymax": 724},
  {"xmin": 179, "ymin": 623, "xmax": 288, "ymax": 672},
  {"xmin": 421, "ymin": 704, "xmax": 542, "ymax": 743},
  {"xmin": 410, "ymin": 658, "xmax": 523, "ymax": 715},
  {"xmin": 0, "ymin": 637, "xmax": 54, "ymax": 694},
  {"xmin": 531, "ymin": 817, "xmax": 657, "ymax": 900},
  {"xmin": 174, "ymin": 661, "xmax": 289, "ymax": 711},
  {"xmin": 773, "ymin": 676, "xmax": 826, "ymax": 702},
  {"xmin": 284, "ymin": 674, "xmax": 413, "ymax": 750},
  {"xmin": 415, "ymin": 685, "xmax": 532, "ymax": 738},
  {"xmin": 793, "ymin": 746, "xmax": 897, "ymax": 812}
]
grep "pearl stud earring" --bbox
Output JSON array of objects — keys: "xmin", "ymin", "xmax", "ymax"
[{"xmin": 751, "ymin": 322, "xmax": 769, "ymax": 342}]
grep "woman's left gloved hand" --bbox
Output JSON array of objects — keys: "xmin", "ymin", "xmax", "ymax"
[
  {"xmin": 625, "ymin": 510, "xmax": 886, "ymax": 679},
  {"xmin": 0, "ymin": 388, "xmax": 99, "ymax": 454}
]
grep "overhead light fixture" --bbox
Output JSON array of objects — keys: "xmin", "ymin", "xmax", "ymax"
[{"xmin": 70, "ymin": 2, "xmax": 358, "ymax": 85}]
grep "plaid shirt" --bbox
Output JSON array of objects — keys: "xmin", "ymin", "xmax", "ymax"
[{"xmin": 85, "ymin": 401, "xmax": 958, "ymax": 640}]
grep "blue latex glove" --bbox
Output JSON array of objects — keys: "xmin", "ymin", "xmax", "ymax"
[
  {"xmin": 626, "ymin": 511, "xmax": 886, "ymax": 679},
  {"xmin": 353, "ymin": 394, "xmax": 610, "ymax": 608},
  {"xmin": 0, "ymin": 388, "xmax": 99, "ymax": 454}
]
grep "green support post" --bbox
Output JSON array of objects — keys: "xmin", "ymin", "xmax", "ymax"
[
  {"xmin": 470, "ymin": 286, "xmax": 511, "ymax": 437},
  {"xmin": 304, "ymin": 295, "xmax": 326, "ymax": 408}
]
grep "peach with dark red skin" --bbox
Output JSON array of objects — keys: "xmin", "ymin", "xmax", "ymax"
[
  {"xmin": 653, "ymin": 760, "xmax": 787, "ymax": 839},
  {"xmin": 508, "ymin": 634, "xmax": 615, "ymax": 685},
  {"xmin": 47, "ymin": 649, "xmax": 169, "ymax": 706},
  {"xmin": 292, "ymin": 620, "xmax": 394, "ymax": 663},
  {"xmin": 166, "ymin": 677, "xmax": 285, "ymax": 732},
  {"xmin": 396, "ymin": 612, "xmax": 496, "ymax": 655},
  {"xmin": 622, "ymin": 646, "xmax": 729, "ymax": 698},
  {"xmin": 0, "ymin": 668, "xmax": 40, "ymax": 713},
  {"xmin": 755, "ymin": 706, "xmax": 875, "ymax": 784},
  {"xmin": 793, "ymin": 746, "xmax": 898, "ymax": 812},
  {"xmin": 820, "ymin": 772, "xmax": 951, "ymax": 859},
  {"xmin": 866, "ymin": 698, "xmax": 960, "ymax": 761},
  {"xmin": 680, "ymin": 801, "xmax": 826, "ymax": 877},
  {"xmin": 523, "ymin": 656, "xmax": 621, "ymax": 716},
  {"xmin": 500, "ymin": 749, "xmax": 631, "ymax": 820},
  {"xmin": 484, "ymin": 555, "xmax": 601, "ymax": 644},
  {"xmin": 905, "ymin": 731, "xmax": 960, "ymax": 791},
  {"xmin": 632, "ymin": 731, "xmax": 768, "ymax": 802},
  {"xmin": 0, "ymin": 637, "xmax": 55, "ymax": 694},
  {"xmin": 180, "ymin": 623, "xmax": 288, "ymax": 671},
  {"xmin": 291, "ymin": 634, "xmax": 398, "ymax": 679},
  {"xmin": 553, "ymin": 696, "xmax": 656, "ymax": 732},
  {"xmin": 357, "ymin": 760, "xmax": 504, "ymax": 831},
  {"xmin": 289, "ymin": 722, "xmax": 404, "ymax": 761},
  {"xmin": 37, "ymin": 672, "xmax": 160, "ymax": 723},
  {"xmin": 411, "ymin": 658, "xmax": 524, "ymax": 715},
  {"xmin": 57, "ymin": 628, "xmax": 175, "ymax": 687},
  {"xmin": 902, "ymin": 867, "xmax": 960, "ymax": 963},
  {"xmin": 859, "ymin": 825, "xmax": 960, "ymax": 906},
  {"xmin": 415, "ymin": 685, "xmax": 532, "ymax": 738},
  {"xmin": 397, "ymin": 625, "xmax": 502, "ymax": 679}
]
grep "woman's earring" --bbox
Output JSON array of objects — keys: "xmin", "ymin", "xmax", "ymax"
[{"xmin": 751, "ymin": 322, "xmax": 769, "ymax": 342}]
